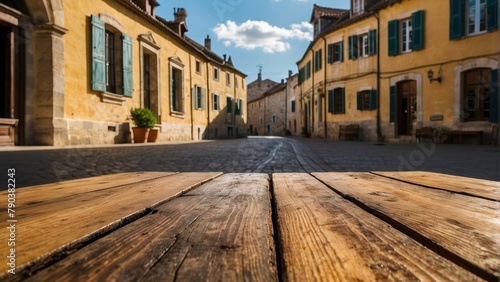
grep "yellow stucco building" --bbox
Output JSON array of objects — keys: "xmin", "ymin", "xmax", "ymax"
[
  {"xmin": 297, "ymin": 0, "xmax": 498, "ymax": 144},
  {"xmin": 0, "ymin": 0, "xmax": 247, "ymax": 146}
]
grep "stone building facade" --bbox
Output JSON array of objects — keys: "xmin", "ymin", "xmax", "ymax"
[
  {"xmin": 0, "ymin": 0, "xmax": 247, "ymax": 146},
  {"xmin": 248, "ymin": 81, "xmax": 287, "ymax": 136},
  {"xmin": 247, "ymin": 73, "xmax": 279, "ymax": 102},
  {"xmin": 297, "ymin": 0, "xmax": 498, "ymax": 143}
]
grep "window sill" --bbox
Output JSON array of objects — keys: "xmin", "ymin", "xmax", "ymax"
[
  {"xmin": 170, "ymin": 111, "xmax": 185, "ymax": 119},
  {"xmin": 101, "ymin": 92, "xmax": 127, "ymax": 105}
]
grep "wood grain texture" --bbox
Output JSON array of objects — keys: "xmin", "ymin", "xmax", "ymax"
[
  {"xmin": 25, "ymin": 173, "xmax": 277, "ymax": 282},
  {"xmin": 372, "ymin": 171, "xmax": 500, "ymax": 201},
  {"xmin": 0, "ymin": 172, "xmax": 221, "ymax": 276},
  {"xmin": 273, "ymin": 173, "xmax": 483, "ymax": 282},
  {"xmin": 0, "ymin": 172, "xmax": 177, "ymax": 210},
  {"xmin": 313, "ymin": 172, "xmax": 499, "ymax": 281}
]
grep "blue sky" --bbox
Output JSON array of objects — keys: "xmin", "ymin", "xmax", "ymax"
[{"xmin": 156, "ymin": 0, "xmax": 350, "ymax": 82}]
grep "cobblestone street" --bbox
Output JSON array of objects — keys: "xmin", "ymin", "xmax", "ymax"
[{"xmin": 0, "ymin": 137, "xmax": 498, "ymax": 189}]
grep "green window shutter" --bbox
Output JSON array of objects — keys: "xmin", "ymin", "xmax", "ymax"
[
  {"xmin": 368, "ymin": 29, "xmax": 377, "ymax": 55},
  {"xmin": 487, "ymin": 0, "xmax": 498, "ymax": 31},
  {"xmin": 357, "ymin": 92, "xmax": 362, "ymax": 111},
  {"xmin": 91, "ymin": 15, "xmax": 106, "ymax": 92},
  {"xmin": 328, "ymin": 90, "xmax": 334, "ymax": 113},
  {"xmin": 339, "ymin": 42, "xmax": 344, "ymax": 62},
  {"xmin": 412, "ymin": 10, "xmax": 425, "ymax": 50},
  {"xmin": 450, "ymin": 0, "xmax": 465, "ymax": 40},
  {"xmin": 369, "ymin": 90, "xmax": 377, "ymax": 110},
  {"xmin": 490, "ymin": 69, "xmax": 498, "ymax": 123},
  {"xmin": 193, "ymin": 87, "xmax": 197, "ymax": 109},
  {"xmin": 317, "ymin": 49, "xmax": 322, "ymax": 71},
  {"xmin": 388, "ymin": 20, "xmax": 399, "ymax": 56},
  {"xmin": 348, "ymin": 35, "xmax": 358, "ymax": 60},
  {"xmin": 306, "ymin": 61, "xmax": 311, "ymax": 78},
  {"xmin": 227, "ymin": 97, "xmax": 232, "ymax": 113},
  {"xmin": 390, "ymin": 86, "xmax": 396, "ymax": 122},
  {"xmin": 201, "ymin": 88, "xmax": 206, "ymax": 110},
  {"xmin": 122, "ymin": 34, "xmax": 133, "ymax": 97},
  {"xmin": 327, "ymin": 44, "xmax": 333, "ymax": 64},
  {"xmin": 341, "ymin": 88, "xmax": 346, "ymax": 114}
]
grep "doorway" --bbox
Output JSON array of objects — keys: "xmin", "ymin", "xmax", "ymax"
[
  {"xmin": 0, "ymin": 24, "xmax": 23, "ymax": 145},
  {"xmin": 397, "ymin": 80, "xmax": 416, "ymax": 136}
]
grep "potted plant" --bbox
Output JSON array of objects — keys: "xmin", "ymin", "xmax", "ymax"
[{"xmin": 130, "ymin": 108, "xmax": 157, "ymax": 143}]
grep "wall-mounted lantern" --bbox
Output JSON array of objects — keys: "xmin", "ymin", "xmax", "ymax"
[{"xmin": 427, "ymin": 69, "xmax": 442, "ymax": 84}]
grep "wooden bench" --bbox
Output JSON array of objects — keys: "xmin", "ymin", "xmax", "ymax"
[
  {"xmin": 446, "ymin": 130, "xmax": 483, "ymax": 144},
  {"xmin": 339, "ymin": 124, "xmax": 359, "ymax": 141},
  {"xmin": 415, "ymin": 126, "xmax": 435, "ymax": 142},
  {"xmin": 2, "ymin": 172, "xmax": 498, "ymax": 281}
]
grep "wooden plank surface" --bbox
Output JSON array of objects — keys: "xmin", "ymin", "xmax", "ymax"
[
  {"xmin": 313, "ymin": 172, "xmax": 499, "ymax": 281},
  {"xmin": 0, "ymin": 172, "xmax": 221, "ymax": 276},
  {"xmin": 273, "ymin": 173, "xmax": 483, "ymax": 281},
  {"xmin": 24, "ymin": 173, "xmax": 277, "ymax": 282},
  {"xmin": 372, "ymin": 171, "xmax": 500, "ymax": 201},
  {"xmin": 2, "ymin": 172, "xmax": 177, "ymax": 209}
]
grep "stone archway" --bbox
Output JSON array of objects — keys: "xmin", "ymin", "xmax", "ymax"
[{"xmin": 21, "ymin": 0, "xmax": 68, "ymax": 145}]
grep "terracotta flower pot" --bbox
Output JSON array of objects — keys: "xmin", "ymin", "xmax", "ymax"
[
  {"xmin": 132, "ymin": 127, "xmax": 149, "ymax": 143},
  {"xmin": 147, "ymin": 128, "xmax": 158, "ymax": 143}
]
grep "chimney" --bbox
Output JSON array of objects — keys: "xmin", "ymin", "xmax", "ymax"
[
  {"xmin": 174, "ymin": 8, "xmax": 187, "ymax": 23},
  {"xmin": 204, "ymin": 35, "xmax": 211, "ymax": 50},
  {"xmin": 258, "ymin": 72, "xmax": 261, "ymax": 82},
  {"xmin": 288, "ymin": 70, "xmax": 293, "ymax": 78},
  {"xmin": 223, "ymin": 54, "xmax": 227, "ymax": 62},
  {"xmin": 281, "ymin": 79, "xmax": 285, "ymax": 84}
]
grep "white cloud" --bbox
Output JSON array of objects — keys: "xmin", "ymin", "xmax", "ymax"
[{"xmin": 212, "ymin": 20, "xmax": 313, "ymax": 53}]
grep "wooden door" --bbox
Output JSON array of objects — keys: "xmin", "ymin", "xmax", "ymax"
[{"xmin": 397, "ymin": 80, "xmax": 416, "ymax": 136}]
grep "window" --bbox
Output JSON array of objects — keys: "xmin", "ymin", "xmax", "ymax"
[
  {"xmin": 463, "ymin": 68, "xmax": 491, "ymax": 121},
  {"xmin": 298, "ymin": 61, "xmax": 312, "ymax": 84},
  {"xmin": 401, "ymin": 19, "xmax": 412, "ymax": 53},
  {"xmin": 328, "ymin": 42, "xmax": 344, "ymax": 64},
  {"xmin": 468, "ymin": 0, "xmax": 487, "ymax": 34},
  {"xmin": 213, "ymin": 67, "xmax": 219, "ymax": 81},
  {"xmin": 291, "ymin": 100, "xmax": 296, "ymax": 112},
  {"xmin": 328, "ymin": 88, "xmax": 345, "ymax": 114},
  {"xmin": 357, "ymin": 90, "xmax": 377, "ymax": 111},
  {"xmin": 91, "ymin": 15, "xmax": 132, "ymax": 97},
  {"xmin": 195, "ymin": 60, "xmax": 201, "ymax": 74},
  {"xmin": 315, "ymin": 49, "xmax": 322, "ymax": 72},
  {"xmin": 236, "ymin": 99, "xmax": 244, "ymax": 115},
  {"xmin": 242, "ymin": 79, "xmax": 245, "ymax": 89},
  {"xmin": 193, "ymin": 85, "xmax": 205, "ymax": 110},
  {"xmin": 227, "ymin": 96, "xmax": 233, "ymax": 113},
  {"xmin": 212, "ymin": 93, "xmax": 220, "ymax": 111},
  {"xmin": 358, "ymin": 34, "xmax": 369, "ymax": 57},
  {"xmin": 272, "ymin": 115, "xmax": 276, "ymax": 123},
  {"xmin": 388, "ymin": 11, "xmax": 424, "ymax": 56},
  {"xmin": 105, "ymin": 31, "xmax": 116, "ymax": 92},
  {"xmin": 226, "ymin": 72, "xmax": 231, "ymax": 86},
  {"xmin": 451, "ymin": 0, "xmax": 498, "ymax": 39},
  {"xmin": 349, "ymin": 30, "xmax": 376, "ymax": 60},
  {"xmin": 170, "ymin": 65, "xmax": 184, "ymax": 113},
  {"xmin": 353, "ymin": 0, "xmax": 364, "ymax": 14}
]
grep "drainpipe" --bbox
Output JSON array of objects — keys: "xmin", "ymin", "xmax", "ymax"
[
  {"xmin": 189, "ymin": 55, "xmax": 194, "ymax": 140},
  {"xmin": 373, "ymin": 11, "xmax": 382, "ymax": 142},
  {"xmin": 323, "ymin": 36, "xmax": 328, "ymax": 139},
  {"xmin": 206, "ymin": 60, "xmax": 211, "ymax": 139},
  {"xmin": 310, "ymin": 48, "xmax": 315, "ymax": 137}
]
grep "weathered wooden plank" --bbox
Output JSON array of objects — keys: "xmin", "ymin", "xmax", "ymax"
[
  {"xmin": 23, "ymin": 173, "xmax": 277, "ymax": 282},
  {"xmin": 0, "ymin": 172, "xmax": 177, "ymax": 210},
  {"xmin": 372, "ymin": 171, "xmax": 500, "ymax": 201},
  {"xmin": 273, "ymin": 173, "xmax": 483, "ymax": 281},
  {"xmin": 313, "ymin": 172, "xmax": 499, "ymax": 281},
  {"xmin": 0, "ymin": 172, "xmax": 221, "ymax": 276}
]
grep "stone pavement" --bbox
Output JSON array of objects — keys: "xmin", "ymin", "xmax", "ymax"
[{"xmin": 0, "ymin": 137, "xmax": 498, "ymax": 189}]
